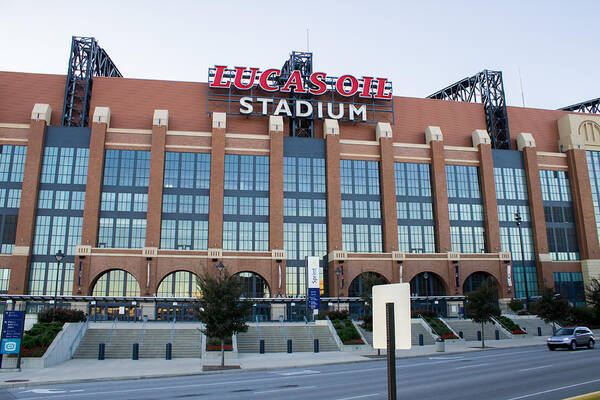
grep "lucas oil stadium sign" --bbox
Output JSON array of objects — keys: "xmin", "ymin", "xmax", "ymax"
[{"xmin": 207, "ymin": 65, "xmax": 394, "ymax": 123}]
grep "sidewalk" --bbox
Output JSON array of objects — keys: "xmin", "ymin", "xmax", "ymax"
[{"xmin": 0, "ymin": 336, "xmax": 549, "ymax": 388}]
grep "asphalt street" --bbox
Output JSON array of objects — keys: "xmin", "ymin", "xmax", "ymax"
[{"xmin": 2, "ymin": 345, "xmax": 599, "ymax": 400}]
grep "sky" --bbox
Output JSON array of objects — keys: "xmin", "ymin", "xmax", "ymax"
[{"xmin": 1, "ymin": 0, "xmax": 599, "ymax": 110}]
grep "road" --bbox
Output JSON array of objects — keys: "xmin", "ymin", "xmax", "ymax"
[{"xmin": 3, "ymin": 345, "xmax": 600, "ymax": 400}]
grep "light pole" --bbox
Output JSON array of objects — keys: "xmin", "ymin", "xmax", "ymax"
[
  {"xmin": 54, "ymin": 249, "xmax": 65, "ymax": 314},
  {"xmin": 515, "ymin": 212, "xmax": 530, "ymax": 310},
  {"xmin": 335, "ymin": 267, "xmax": 341, "ymax": 311},
  {"xmin": 423, "ymin": 272, "xmax": 429, "ymax": 312},
  {"xmin": 216, "ymin": 261, "xmax": 224, "ymax": 280}
]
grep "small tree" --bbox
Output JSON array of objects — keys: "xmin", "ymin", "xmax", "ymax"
[
  {"xmin": 464, "ymin": 279, "xmax": 500, "ymax": 348},
  {"xmin": 586, "ymin": 278, "xmax": 600, "ymax": 320},
  {"xmin": 533, "ymin": 286, "xmax": 571, "ymax": 334},
  {"xmin": 360, "ymin": 273, "xmax": 385, "ymax": 332},
  {"xmin": 196, "ymin": 270, "xmax": 251, "ymax": 367}
]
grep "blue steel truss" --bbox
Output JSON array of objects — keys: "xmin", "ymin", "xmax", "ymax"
[
  {"xmin": 62, "ymin": 36, "xmax": 122, "ymax": 127},
  {"xmin": 560, "ymin": 98, "xmax": 600, "ymax": 114},
  {"xmin": 428, "ymin": 70, "xmax": 510, "ymax": 150}
]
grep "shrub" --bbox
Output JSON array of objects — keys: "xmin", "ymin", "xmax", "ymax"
[
  {"xmin": 412, "ymin": 310, "xmax": 437, "ymax": 319},
  {"xmin": 326, "ymin": 310, "xmax": 350, "ymax": 321},
  {"xmin": 423, "ymin": 316, "xmax": 454, "ymax": 337},
  {"xmin": 20, "ymin": 322, "xmax": 64, "ymax": 357},
  {"xmin": 508, "ymin": 299, "xmax": 524, "ymax": 313},
  {"xmin": 571, "ymin": 306, "xmax": 599, "ymax": 328},
  {"xmin": 331, "ymin": 317, "xmax": 364, "ymax": 345},
  {"xmin": 512, "ymin": 329, "xmax": 527, "ymax": 334},
  {"xmin": 440, "ymin": 334, "xmax": 459, "ymax": 340},
  {"xmin": 497, "ymin": 316, "xmax": 521, "ymax": 332},
  {"xmin": 37, "ymin": 308, "xmax": 86, "ymax": 323}
]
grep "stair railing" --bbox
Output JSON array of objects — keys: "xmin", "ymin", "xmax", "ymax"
[
  {"xmin": 279, "ymin": 315, "xmax": 288, "ymax": 341},
  {"xmin": 255, "ymin": 315, "xmax": 262, "ymax": 342},
  {"xmin": 169, "ymin": 313, "xmax": 177, "ymax": 344},
  {"xmin": 303, "ymin": 316, "xmax": 314, "ymax": 341},
  {"xmin": 417, "ymin": 313, "xmax": 440, "ymax": 340},
  {"xmin": 107, "ymin": 316, "xmax": 118, "ymax": 344},
  {"xmin": 138, "ymin": 316, "xmax": 148, "ymax": 345}
]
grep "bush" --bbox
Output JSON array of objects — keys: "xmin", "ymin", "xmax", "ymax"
[
  {"xmin": 326, "ymin": 310, "xmax": 350, "ymax": 321},
  {"xmin": 331, "ymin": 317, "xmax": 363, "ymax": 345},
  {"xmin": 37, "ymin": 308, "xmax": 86, "ymax": 323},
  {"xmin": 21, "ymin": 322, "xmax": 64, "ymax": 357},
  {"xmin": 570, "ymin": 306, "xmax": 599, "ymax": 328},
  {"xmin": 497, "ymin": 316, "xmax": 521, "ymax": 332},
  {"xmin": 508, "ymin": 299, "xmax": 524, "ymax": 313},
  {"xmin": 423, "ymin": 316, "xmax": 455, "ymax": 337},
  {"xmin": 412, "ymin": 310, "xmax": 437, "ymax": 319}
]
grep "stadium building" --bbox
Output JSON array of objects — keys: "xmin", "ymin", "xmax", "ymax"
[{"xmin": 0, "ymin": 37, "xmax": 599, "ymax": 321}]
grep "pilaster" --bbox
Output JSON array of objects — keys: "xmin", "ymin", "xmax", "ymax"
[
  {"xmin": 427, "ymin": 127, "xmax": 451, "ymax": 252},
  {"xmin": 207, "ymin": 113, "xmax": 226, "ymax": 274},
  {"xmin": 376, "ymin": 122, "xmax": 398, "ymax": 253}
]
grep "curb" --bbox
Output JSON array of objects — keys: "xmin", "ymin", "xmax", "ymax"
[
  {"xmin": 563, "ymin": 391, "xmax": 600, "ymax": 400},
  {"xmin": 0, "ymin": 342, "xmax": 546, "ymax": 389}
]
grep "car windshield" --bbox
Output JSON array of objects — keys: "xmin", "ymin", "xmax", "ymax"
[{"xmin": 555, "ymin": 328, "xmax": 574, "ymax": 336}]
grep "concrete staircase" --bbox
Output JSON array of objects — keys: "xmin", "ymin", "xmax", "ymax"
[
  {"xmin": 443, "ymin": 319, "xmax": 510, "ymax": 341},
  {"xmin": 411, "ymin": 321, "xmax": 437, "ymax": 345},
  {"xmin": 510, "ymin": 316, "xmax": 557, "ymax": 337},
  {"xmin": 74, "ymin": 328, "xmax": 201, "ymax": 359},
  {"xmin": 237, "ymin": 325, "xmax": 339, "ymax": 353}
]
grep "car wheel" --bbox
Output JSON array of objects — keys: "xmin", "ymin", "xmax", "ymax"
[
  {"xmin": 570, "ymin": 341, "xmax": 577, "ymax": 351},
  {"xmin": 588, "ymin": 340, "xmax": 595, "ymax": 349},
  {"xmin": 548, "ymin": 345, "xmax": 555, "ymax": 351}
]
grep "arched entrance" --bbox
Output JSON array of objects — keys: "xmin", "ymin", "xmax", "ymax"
[
  {"xmin": 463, "ymin": 271, "xmax": 498, "ymax": 295},
  {"xmin": 410, "ymin": 272, "xmax": 447, "ymax": 316},
  {"xmin": 155, "ymin": 270, "xmax": 201, "ymax": 321},
  {"xmin": 233, "ymin": 272, "xmax": 271, "ymax": 298},
  {"xmin": 348, "ymin": 272, "xmax": 389, "ymax": 297},
  {"xmin": 89, "ymin": 269, "xmax": 141, "ymax": 321}
]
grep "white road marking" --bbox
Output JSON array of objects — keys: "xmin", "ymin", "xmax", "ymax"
[
  {"xmin": 428, "ymin": 356, "xmax": 464, "ymax": 360},
  {"xmin": 272, "ymin": 369, "xmax": 320, "ymax": 376},
  {"xmin": 336, "ymin": 393, "xmax": 381, "ymax": 400},
  {"xmin": 254, "ymin": 385, "xmax": 315, "ymax": 394},
  {"xmin": 505, "ymin": 378, "xmax": 600, "ymax": 400},
  {"xmin": 454, "ymin": 363, "xmax": 489, "ymax": 370},
  {"xmin": 19, "ymin": 389, "xmax": 67, "ymax": 394},
  {"xmin": 518, "ymin": 364, "xmax": 552, "ymax": 372}
]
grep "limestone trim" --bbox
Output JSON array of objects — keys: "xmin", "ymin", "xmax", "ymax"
[
  {"xmin": 105, "ymin": 143, "xmax": 151, "ymax": 148},
  {"xmin": 269, "ymin": 116, "xmax": 284, "ymax": 132},
  {"xmin": 445, "ymin": 159, "xmax": 479, "ymax": 165},
  {"xmin": 516, "ymin": 132, "xmax": 536, "ymax": 151},
  {"xmin": 581, "ymin": 259, "xmax": 600, "ymax": 285},
  {"xmin": 444, "ymin": 146, "xmax": 478, "ymax": 152},
  {"xmin": 92, "ymin": 107, "xmax": 111, "ymax": 127},
  {"xmin": 225, "ymin": 133, "xmax": 269, "ymax": 140},
  {"xmin": 11, "ymin": 246, "xmax": 30, "ymax": 256},
  {"xmin": 537, "ymin": 152, "xmax": 567, "ymax": 158},
  {"xmin": 142, "ymin": 247, "xmax": 158, "ymax": 258},
  {"xmin": 165, "ymin": 145, "xmax": 211, "ymax": 151},
  {"xmin": 75, "ymin": 245, "xmax": 92, "ymax": 257},
  {"xmin": 340, "ymin": 139, "xmax": 379, "ymax": 146},
  {"xmin": 393, "ymin": 143, "xmax": 430, "ymax": 149},
  {"xmin": 31, "ymin": 104, "xmax": 52, "ymax": 125},
  {"xmin": 212, "ymin": 112, "xmax": 226, "ymax": 129},
  {"xmin": 557, "ymin": 114, "xmax": 600, "ymax": 151},
  {"xmin": 0, "ymin": 138, "xmax": 27, "ymax": 143},
  {"xmin": 425, "ymin": 126, "xmax": 443, "ymax": 143},
  {"xmin": 106, "ymin": 128, "xmax": 152, "ymax": 134},
  {"xmin": 225, "ymin": 147, "xmax": 269, "ymax": 153},
  {"xmin": 375, "ymin": 122, "xmax": 393, "ymax": 141},
  {"xmin": 393, "ymin": 156, "xmax": 431, "ymax": 162},
  {"xmin": 153, "ymin": 110, "xmax": 169, "ymax": 128},
  {"xmin": 0, "ymin": 123, "xmax": 30, "ymax": 129},
  {"xmin": 339, "ymin": 153, "xmax": 380, "ymax": 159},
  {"xmin": 323, "ymin": 119, "xmax": 340, "ymax": 136},
  {"xmin": 167, "ymin": 131, "xmax": 211, "ymax": 137},
  {"xmin": 471, "ymin": 129, "xmax": 491, "ymax": 147},
  {"xmin": 328, "ymin": 250, "xmax": 347, "ymax": 261}
]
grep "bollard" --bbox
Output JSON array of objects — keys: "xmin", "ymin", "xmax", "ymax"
[
  {"xmin": 287, "ymin": 339, "xmax": 292, "ymax": 353},
  {"xmin": 495, "ymin": 330, "xmax": 500, "ymax": 340},
  {"xmin": 314, "ymin": 338, "xmax": 319, "ymax": 353},
  {"xmin": 418, "ymin": 334, "xmax": 424, "ymax": 346},
  {"xmin": 132, "ymin": 343, "xmax": 139, "ymax": 360},
  {"xmin": 537, "ymin": 327, "xmax": 542, "ymax": 336},
  {"xmin": 166, "ymin": 343, "xmax": 172, "ymax": 360},
  {"xmin": 259, "ymin": 339, "xmax": 265, "ymax": 354},
  {"xmin": 459, "ymin": 331, "xmax": 463, "ymax": 339},
  {"xmin": 477, "ymin": 331, "xmax": 481, "ymax": 341},
  {"xmin": 98, "ymin": 343, "xmax": 105, "ymax": 360}
]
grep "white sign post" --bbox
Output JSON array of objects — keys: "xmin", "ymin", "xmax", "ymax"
[{"xmin": 372, "ymin": 283, "xmax": 411, "ymax": 350}]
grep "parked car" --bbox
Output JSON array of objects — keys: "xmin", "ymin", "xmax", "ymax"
[{"xmin": 547, "ymin": 327, "xmax": 595, "ymax": 351}]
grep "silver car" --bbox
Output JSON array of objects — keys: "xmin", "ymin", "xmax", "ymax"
[{"xmin": 547, "ymin": 326, "xmax": 595, "ymax": 351}]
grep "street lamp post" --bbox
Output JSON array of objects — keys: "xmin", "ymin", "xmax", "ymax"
[
  {"xmin": 423, "ymin": 272, "xmax": 429, "ymax": 312},
  {"xmin": 335, "ymin": 267, "xmax": 341, "ymax": 311},
  {"xmin": 54, "ymin": 250, "xmax": 65, "ymax": 315},
  {"xmin": 515, "ymin": 212, "xmax": 530, "ymax": 310},
  {"xmin": 216, "ymin": 261, "xmax": 224, "ymax": 280}
]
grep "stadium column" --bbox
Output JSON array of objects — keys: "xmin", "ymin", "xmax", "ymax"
[
  {"xmin": 426, "ymin": 126, "xmax": 451, "ymax": 253},
  {"xmin": 376, "ymin": 123, "xmax": 399, "ymax": 282},
  {"xmin": 557, "ymin": 114, "xmax": 600, "ymax": 288},
  {"xmin": 79, "ymin": 107, "xmax": 110, "ymax": 294},
  {"xmin": 517, "ymin": 133, "xmax": 549, "ymax": 290},
  {"xmin": 324, "ymin": 119, "xmax": 344, "ymax": 296},
  {"xmin": 269, "ymin": 116, "xmax": 285, "ymax": 295},
  {"xmin": 9, "ymin": 104, "xmax": 51, "ymax": 294},
  {"xmin": 208, "ymin": 113, "xmax": 226, "ymax": 275},
  {"xmin": 144, "ymin": 110, "xmax": 168, "ymax": 295},
  {"xmin": 472, "ymin": 130, "xmax": 501, "ymax": 252}
]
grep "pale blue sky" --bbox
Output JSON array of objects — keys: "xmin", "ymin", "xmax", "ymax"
[{"xmin": 1, "ymin": 0, "xmax": 599, "ymax": 110}]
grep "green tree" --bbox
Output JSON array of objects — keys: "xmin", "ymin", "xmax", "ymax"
[
  {"xmin": 359, "ymin": 273, "xmax": 385, "ymax": 332},
  {"xmin": 533, "ymin": 286, "xmax": 571, "ymax": 334},
  {"xmin": 196, "ymin": 270, "xmax": 251, "ymax": 367},
  {"xmin": 464, "ymin": 279, "xmax": 500, "ymax": 348},
  {"xmin": 586, "ymin": 278, "xmax": 600, "ymax": 319}
]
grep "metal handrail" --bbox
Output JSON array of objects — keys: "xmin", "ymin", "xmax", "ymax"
[
  {"xmin": 279, "ymin": 315, "xmax": 288, "ymax": 341},
  {"xmin": 303, "ymin": 316, "xmax": 314, "ymax": 341},
  {"xmin": 418, "ymin": 313, "xmax": 440, "ymax": 339},
  {"xmin": 70, "ymin": 318, "xmax": 90, "ymax": 356},
  {"xmin": 107, "ymin": 316, "xmax": 118, "ymax": 344},
  {"xmin": 138, "ymin": 316, "xmax": 148, "ymax": 344},
  {"xmin": 255, "ymin": 315, "xmax": 262, "ymax": 342},
  {"xmin": 169, "ymin": 314, "xmax": 176, "ymax": 344}
]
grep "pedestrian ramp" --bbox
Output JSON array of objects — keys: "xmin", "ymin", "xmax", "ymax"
[
  {"xmin": 237, "ymin": 325, "xmax": 339, "ymax": 353},
  {"xmin": 443, "ymin": 319, "xmax": 510, "ymax": 341},
  {"xmin": 510, "ymin": 316, "xmax": 557, "ymax": 336},
  {"xmin": 73, "ymin": 327, "xmax": 202, "ymax": 359}
]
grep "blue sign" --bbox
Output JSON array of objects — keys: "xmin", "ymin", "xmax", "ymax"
[
  {"xmin": 1, "ymin": 311, "xmax": 24, "ymax": 355},
  {"xmin": 308, "ymin": 288, "xmax": 320, "ymax": 310}
]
